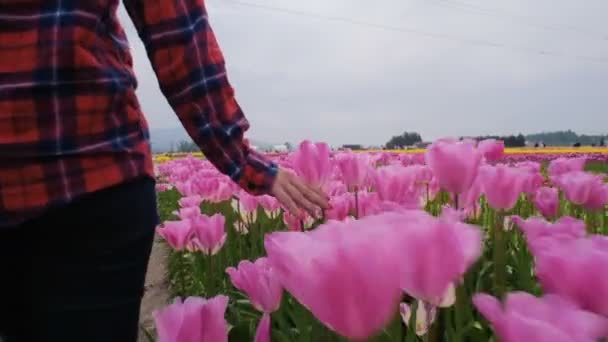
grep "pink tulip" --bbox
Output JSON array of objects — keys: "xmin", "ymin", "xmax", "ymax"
[
  {"xmin": 399, "ymin": 154, "xmax": 412, "ymax": 166},
  {"xmin": 478, "ymin": 139, "xmax": 504, "ymax": 162},
  {"xmin": 191, "ymin": 178, "xmax": 219, "ymax": 202},
  {"xmin": 555, "ymin": 171, "xmax": 608, "ymax": 210},
  {"xmin": 585, "ymin": 183, "xmax": 608, "ymax": 211},
  {"xmin": 212, "ymin": 180, "xmax": 236, "ymax": 203},
  {"xmin": 191, "ymin": 214, "xmax": 227, "ymax": 255},
  {"xmin": 235, "ymin": 191, "xmax": 260, "ymax": 213},
  {"xmin": 292, "ymin": 140, "xmax": 332, "ymax": 187},
  {"xmin": 535, "ymin": 235, "xmax": 608, "ymax": 317},
  {"xmin": 533, "ymin": 187, "xmax": 559, "ymax": 218},
  {"xmin": 153, "ymin": 296, "xmax": 229, "ymax": 342},
  {"xmin": 226, "ymin": 258, "xmax": 283, "ymax": 342},
  {"xmin": 282, "ymin": 211, "xmax": 313, "ymax": 231},
  {"xmin": 157, "ymin": 220, "xmax": 193, "ymax": 251},
  {"xmin": 232, "ymin": 191, "xmax": 259, "ymax": 225},
  {"xmin": 398, "ymin": 211, "xmax": 482, "ymax": 304},
  {"xmin": 179, "ymin": 195, "xmax": 203, "ymax": 209},
  {"xmin": 327, "ymin": 193, "xmax": 352, "ymax": 221},
  {"xmin": 174, "ymin": 206, "xmax": 202, "ymax": 220},
  {"xmin": 156, "ymin": 183, "xmax": 173, "ymax": 192},
  {"xmin": 425, "ymin": 139, "xmax": 482, "ymax": 194},
  {"xmin": 411, "ymin": 165, "xmax": 434, "ymax": 183},
  {"xmin": 455, "ymin": 175, "xmax": 482, "ymax": 212},
  {"xmin": 373, "ymin": 165, "xmax": 422, "ymax": 208},
  {"xmin": 264, "ymin": 214, "xmax": 409, "ymax": 339},
  {"xmin": 233, "ymin": 220, "xmax": 249, "ymax": 235},
  {"xmin": 521, "ymin": 171, "xmax": 545, "ymax": 195},
  {"xmin": 400, "ymin": 301, "xmax": 437, "ymax": 336},
  {"xmin": 473, "ymin": 292, "xmax": 608, "ymax": 342},
  {"xmin": 258, "ymin": 195, "xmax": 281, "ymax": 218},
  {"xmin": 427, "ymin": 177, "xmax": 440, "ymax": 203},
  {"xmin": 410, "ymin": 153, "xmax": 426, "ymax": 165},
  {"xmin": 548, "ymin": 157, "xmax": 586, "ymax": 181},
  {"xmin": 356, "ymin": 191, "xmax": 382, "ymax": 217},
  {"xmin": 372, "ymin": 152, "xmax": 392, "ymax": 166},
  {"xmin": 478, "ymin": 165, "xmax": 528, "ymax": 211},
  {"xmin": 226, "ymin": 257, "xmax": 283, "ymax": 313},
  {"xmin": 352, "ymin": 191, "xmax": 418, "ymax": 217},
  {"xmin": 510, "ymin": 216, "xmax": 585, "ymax": 255},
  {"xmin": 326, "ymin": 181, "xmax": 348, "ymax": 196},
  {"xmin": 441, "ymin": 206, "xmax": 466, "ymax": 222},
  {"xmin": 336, "ymin": 152, "xmax": 371, "ymax": 190},
  {"xmin": 174, "ymin": 180, "xmax": 194, "ymax": 196},
  {"xmin": 515, "ymin": 161, "xmax": 542, "ymax": 173}
]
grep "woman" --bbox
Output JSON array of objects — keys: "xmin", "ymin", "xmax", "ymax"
[{"xmin": 0, "ymin": 1, "xmax": 328, "ymax": 341}]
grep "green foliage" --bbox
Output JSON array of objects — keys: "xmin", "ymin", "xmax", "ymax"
[
  {"xmin": 386, "ymin": 132, "xmax": 423, "ymax": 149},
  {"xmin": 466, "ymin": 134, "xmax": 526, "ymax": 147},
  {"xmin": 586, "ymin": 161, "xmax": 608, "ymax": 176},
  {"xmin": 176, "ymin": 140, "xmax": 199, "ymax": 152}
]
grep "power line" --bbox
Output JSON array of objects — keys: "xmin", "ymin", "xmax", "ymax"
[
  {"xmin": 223, "ymin": 0, "xmax": 608, "ymax": 64},
  {"xmin": 427, "ymin": 0, "xmax": 608, "ymax": 41}
]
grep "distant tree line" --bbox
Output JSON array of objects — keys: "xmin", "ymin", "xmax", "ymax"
[
  {"xmin": 386, "ymin": 132, "xmax": 423, "ymax": 149},
  {"xmin": 525, "ymin": 130, "xmax": 606, "ymax": 147},
  {"xmin": 466, "ymin": 134, "xmax": 527, "ymax": 148},
  {"xmin": 174, "ymin": 140, "xmax": 198, "ymax": 153}
]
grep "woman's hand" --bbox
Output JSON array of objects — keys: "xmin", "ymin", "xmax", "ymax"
[{"xmin": 270, "ymin": 168, "xmax": 329, "ymax": 218}]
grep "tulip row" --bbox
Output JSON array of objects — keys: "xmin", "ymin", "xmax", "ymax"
[
  {"xmin": 152, "ymin": 139, "xmax": 608, "ymax": 342},
  {"xmin": 152, "ymin": 147, "xmax": 608, "ymax": 165}
]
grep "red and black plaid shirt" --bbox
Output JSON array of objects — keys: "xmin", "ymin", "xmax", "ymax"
[{"xmin": 0, "ymin": 0, "xmax": 277, "ymax": 227}]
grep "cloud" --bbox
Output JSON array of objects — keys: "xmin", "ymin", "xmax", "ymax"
[{"xmin": 118, "ymin": 0, "xmax": 608, "ymax": 146}]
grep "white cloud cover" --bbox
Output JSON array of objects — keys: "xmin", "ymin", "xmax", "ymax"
[{"xmin": 118, "ymin": 0, "xmax": 608, "ymax": 146}]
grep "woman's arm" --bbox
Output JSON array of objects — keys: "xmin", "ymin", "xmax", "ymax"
[
  {"xmin": 122, "ymin": 0, "xmax": 327, "ymax": 215},
  {"xmin": 122, "ymin": 0, "xmax": 275, "ymax": 194}
]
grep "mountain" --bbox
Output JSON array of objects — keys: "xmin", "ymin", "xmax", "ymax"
[{"xmin": 149, "ymin": 127, "xmax": 276, "ymax": 152}]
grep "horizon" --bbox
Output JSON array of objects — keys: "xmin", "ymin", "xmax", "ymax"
[{"xmin": 150, "ymin": 127, "xmax": 606, "ymax": 152}]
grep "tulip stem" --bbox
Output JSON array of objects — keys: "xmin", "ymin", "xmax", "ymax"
[
  {"xmin": 587, "ymin": 209, "xmax": 600, "ymax": 234},
  {"xmin": 454, "ymin": 194, "xmax": 460, "ymax": 210},
  {"xmin": 426, "ymin": 302, "xmax": 439, "ymax": 342},
  {"xmin": 454, "ymin": 283, "xmax": 466, "ymax": 342},
  {"xmin": 353, "ymin": 186, "xmax": 360, "ymax": 219},
  {"xmin": 205, "ymin": 254, "xmax": 215, "ymax": 297},
  {"xmin": 178, "ymin": 252, "xmax": 187, "ymax": 296},
  {"xmin": 405, "ymin": 301, "xmax": 418, "ymax": 342},
  {"xmin": 494, "ymin": 210, "xmax": 506, "ymax": 299}
]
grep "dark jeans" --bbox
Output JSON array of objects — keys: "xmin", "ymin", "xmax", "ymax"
[{"xmin": 0, "ymin": 177, "xmax": 158, "ymax": 342}]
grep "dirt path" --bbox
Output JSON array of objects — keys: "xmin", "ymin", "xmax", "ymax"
[{"xmin": 138, "ymin": 235, "xmax": 171, "ymax": 341}]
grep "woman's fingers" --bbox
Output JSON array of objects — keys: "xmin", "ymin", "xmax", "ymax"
[
  {"xmin": 284, "ymin": 182, "xmax": 318, "ymax": 218},
  {"xmin": 291, "ymin": 177, "xmax": 329, "ymax": 211},
  {"xmin": 273, "ymin": 186, "xmax": 300, "ymax": 217},
  {"xmin": 270, "ymin": 168, "xmax": 330, "ymax": 218}
]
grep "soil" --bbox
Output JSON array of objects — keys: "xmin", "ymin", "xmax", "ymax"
[{"xmin": 138, "ymin": 235, "xmax": 171, "ymax": 342}]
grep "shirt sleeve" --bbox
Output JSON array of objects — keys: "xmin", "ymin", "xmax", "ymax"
[{"xmin": 122, "ymin": 0, "xmax": 277, "ymax": 195}]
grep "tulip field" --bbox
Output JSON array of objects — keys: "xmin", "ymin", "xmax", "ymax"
[{"xmin": 151, "ymin": 140, "xmax": 608, "ymax": 342}]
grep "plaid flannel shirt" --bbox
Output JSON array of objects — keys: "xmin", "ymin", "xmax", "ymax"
[{"xmin": 0, "ymin": 0, "xmax": 277, "ymax": 227}]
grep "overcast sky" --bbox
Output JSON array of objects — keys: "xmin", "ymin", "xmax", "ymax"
[{"xmin": 118, "ymin": 0, "xmax": 608, "ymax": 146}]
